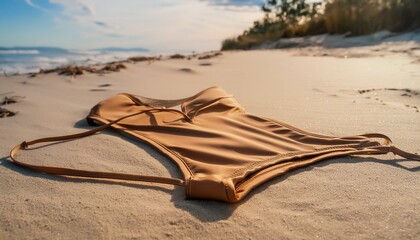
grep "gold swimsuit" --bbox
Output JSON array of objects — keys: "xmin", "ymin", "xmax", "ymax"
[{"xmin": 10, "ymin": 86, "xmax": 420, "ymax": 203}]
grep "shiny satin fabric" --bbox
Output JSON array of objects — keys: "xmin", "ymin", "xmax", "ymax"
[
  {"xmin": 84, "ymin": 86, "xmax": 418, "ymax": 202},
  {"xmin": 9, "ymin": 86, "xmax": 419, "ymax": 202}
]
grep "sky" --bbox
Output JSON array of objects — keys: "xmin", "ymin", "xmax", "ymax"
[{"xmin": 0, "ymin": 0, "xmax": 265, "ymax": 52}]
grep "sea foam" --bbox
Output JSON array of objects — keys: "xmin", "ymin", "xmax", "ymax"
[{"xmin": 0, "ymin": 47, "xmax": 150, "ymax": 75}]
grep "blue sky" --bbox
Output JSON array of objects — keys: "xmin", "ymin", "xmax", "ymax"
[{"xmin": 0, "ymin": 0, "xmax": 264, "ymax": 52}]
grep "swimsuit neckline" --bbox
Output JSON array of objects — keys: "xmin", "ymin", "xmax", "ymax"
[{"xmin": 121, "ymin": 86, "xmax": 231, "ymax": 117}]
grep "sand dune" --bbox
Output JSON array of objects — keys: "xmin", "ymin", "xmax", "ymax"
[
  {"xmin": 0, "ymin": 49, "xmax": 419, "ymax": 239},
  {"xmin": 258, "ymin": 31, "xmax": 420, "ymax": 64}
]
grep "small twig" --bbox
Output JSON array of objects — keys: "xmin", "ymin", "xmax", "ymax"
[{"xmin": 282, "ymin": 218, "xmax": 291, "ymax": 230}]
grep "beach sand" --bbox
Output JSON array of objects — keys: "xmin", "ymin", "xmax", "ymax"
[{"xmin": 0, "ymin": 50, "xmax": 419, "ymax": 239}]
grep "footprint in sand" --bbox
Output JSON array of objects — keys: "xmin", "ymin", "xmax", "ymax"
[
  {"xmin": 90, "ymin": 83, "xmax": 112, "ymax": 91},
  {"xmin": 357, "ymin": 88, "xmax": 419, "ymax": 112},
  {"xmin": 0, "ymin": 94, "xmax": 24, "ymax": 118},
  {"xmin": 178, "ymin": 68, "xmax": 195, "ymax": 73},
  {"xmin": 312, "ymin": 88, "xmax": 324, "ymax": 93},
  {"xmin": 2, "ymin": 96, "xmax": 25, "ymax": 104},
  {"xmin": 0, "ymin": 107, "xmax": 17, "ymax": 118},
  {"xmin": 312, "ymin": 88, "xmax": 339, "ymax": 98}
]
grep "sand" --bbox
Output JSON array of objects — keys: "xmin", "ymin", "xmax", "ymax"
[
  {"xmin": 0, "ymin": 49, "xmax": 419, "ymax": 239},
  {"xmin": 258, "ymin": 31, "xmax": 420, "ymax": 64}
]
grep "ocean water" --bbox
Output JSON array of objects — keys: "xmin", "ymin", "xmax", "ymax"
[{"xmin": 0, "ymin": 47, "xmax": 151, "ymax": 75}]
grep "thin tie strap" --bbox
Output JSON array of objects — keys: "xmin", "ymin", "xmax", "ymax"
[
  {"xmin": 360, "ymin": 133, "xmax": 420, "ymax": 161},
  {"xmin": 9, "ymin": 109, "xmax": 186, "ymax": 186}
]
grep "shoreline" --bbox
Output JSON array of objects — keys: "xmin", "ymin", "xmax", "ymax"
[
  {"xmin": 1, "ymin": 51, "xmax": 223, "ymax": 77},
  {"xmin": 2, "ymin": 30, "xmax": 420, "ymax": 78}
]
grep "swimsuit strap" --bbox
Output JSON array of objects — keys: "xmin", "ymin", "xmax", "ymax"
[
  {"xmin": 360, "ymin": 133, "xmax": 420, "ymax": 161},
  {"xmin": 9, "ymin": 108, "xmax": 187, "ymax": 186},
  {"xmin": 9, "ymin": 87, "xmax": 225, "ymax": 186}
]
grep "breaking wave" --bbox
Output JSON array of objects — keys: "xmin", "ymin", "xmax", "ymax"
[
  {"xmin": 0, "ymin": 47, "xmax": 150, "ymax": 75},
  {"xmin": 0, "ymin": 50, "xmax": 40, "ymax": 54}
]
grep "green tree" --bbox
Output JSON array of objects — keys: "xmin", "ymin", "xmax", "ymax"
[{"xmin": 262, "ymin": 0, "xmax": 322, "ymax": 25}]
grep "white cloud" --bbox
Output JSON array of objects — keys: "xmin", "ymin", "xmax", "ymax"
[
  {"xmin": 49, "ymin": 0, "xmax": 96, "ymax": 16},
  {"xmin": 24, "ymin": 0, "xmax": 48, "ymax": 12},
  {"xmin": 29, "ymin": 0, "xmax": 264, "ymax": 51},
  {"xmin": 81, "ymin": 3, "xmax": 96, "ymax": 16}
]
